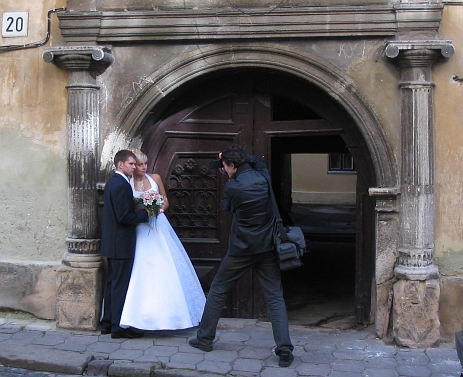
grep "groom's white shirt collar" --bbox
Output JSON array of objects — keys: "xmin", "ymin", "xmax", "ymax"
[{"xmin": 115, "ymin": 170, "xmax": 130, "ymax": 183}]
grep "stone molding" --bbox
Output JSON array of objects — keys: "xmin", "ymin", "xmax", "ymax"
[
  {"xmin": 385, "ymin": 40, "xmax": 455, "ymax": 60},
  {"xmin": 107, "ymin": 43, "xmax": 397, "ymax": 189},
  {"xmin": 395, "ymin": 254, "xmax": 439, "ymax": 281},
  {"xmin": 43, "ymin": 46, "xmax": 114, "ymax": 75},
  {"xmin": 369, "ymin": 187, "xmax": 400, "ymax": 213},
  {"xmin": 66, "ymin": 238, "xmax": 100, "ymax": 254},
  {"xmin": 64, "ymin": 238, "xmax": 102, "ymax": 269},
  {"xmin": 57, "ymin": 4, "xmax": 443, "ymax": 43}
]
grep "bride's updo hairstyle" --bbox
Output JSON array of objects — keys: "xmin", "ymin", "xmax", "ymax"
[{"xmin": 128, "ymin": 148, "xmax": 148, "ymax": 163}]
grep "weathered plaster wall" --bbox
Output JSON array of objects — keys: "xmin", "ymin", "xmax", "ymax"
[
  {"xmin": 434, "ymin": 5, "xmax": 463, "ymax": 275},
  {"xmin": 0, "ymin": 132, "xmax": 67, "ymax": 262},
  {"xmin": 1, "ymin": 0, "xmax": 67, "ymax": 260},
  {"xmin": 433, "ymin": 5, "xmax": 463, "ymax": 340},
  {"xmin": 0, "ymin": 0, "xmax": 68, "ymax": 318},
  {"xmin": 343, "ymin": 41, "xmax": 401, "ymax": 162},
  {"xmin": 98, "ymin": 43, "xmax": 195, "ymax": 173}
]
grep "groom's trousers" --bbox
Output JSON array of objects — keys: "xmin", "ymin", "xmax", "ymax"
[
  {"xmin": 196, "ymin": 250, "xmax": 294, "ymax": 354},
  {"xmin": 101, "ymin": 257, "xmax": 134, "ymax": 332}
]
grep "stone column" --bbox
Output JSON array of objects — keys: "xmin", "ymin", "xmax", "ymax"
[
  {"xmin": 385, "ymin": 41, "xmax": 454, "ymax": 347},
  {"xmin": 43, "ymin": 47, "xmax": 114, "ymax": 330}
]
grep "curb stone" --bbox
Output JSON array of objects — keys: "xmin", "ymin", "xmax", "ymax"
[
  {"xmin": 108, "ymin": 361, "xmax": 162, "ymax": 376},
  {"xmin": 0, "ymin": 343, "xmax": 93, "ymax": 375},
  {"xmin": 87, "ymin": 359, "xmax": 114, "ymax": 376},
  {"xmin": 153, "ymin": 370, "xmax": 229, "ymax": 377}
]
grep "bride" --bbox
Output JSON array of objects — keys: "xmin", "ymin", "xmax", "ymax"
[{"xmin": 120, "ymin": 149, "xmax": 206, "ymax": 330}]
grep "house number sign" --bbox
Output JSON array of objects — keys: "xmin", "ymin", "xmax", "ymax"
[{"xmin": 2, "ymin": 12, "xmax": 28, "ymax": 37}]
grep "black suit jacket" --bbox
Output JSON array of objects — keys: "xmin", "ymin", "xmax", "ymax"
[
  {"xmin": 100, "ymin": 172, "xmax": 149, "ymax": 259},
  {"xmin": 222, "ymin": 155, "xmax": 276, "ymax": 256}
]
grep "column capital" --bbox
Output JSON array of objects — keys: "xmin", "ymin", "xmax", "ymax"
[
  {"xmin": 385, "ymin": 41, "xmax": 454, "ymax": 84},
  {"xmin": 385, "ymin": 40, "xmax": 455, "ymax": 60},
  {"xmin": 43, "ymin": 46, "xmax": 114, "ymax": 75}
]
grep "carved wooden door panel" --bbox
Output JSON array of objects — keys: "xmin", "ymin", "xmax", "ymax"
[{"xmin": 143, "ymin": 76, "xmax": 257, "ymax": 317}]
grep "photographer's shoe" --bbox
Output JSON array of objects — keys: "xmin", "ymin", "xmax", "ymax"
[
  {"xmin": 189, "ymin": 338, "xmax": 213, "ymax": 352},
  {"xmin": 278, "ymin": 350, "xmax": 294, "ymax": 367}
]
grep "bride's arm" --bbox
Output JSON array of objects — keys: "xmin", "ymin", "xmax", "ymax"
[{"xmin": 149, "ymin": 173, "xmax": 169, "ymax": 211}]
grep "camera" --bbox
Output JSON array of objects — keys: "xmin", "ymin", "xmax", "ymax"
[{"xmin": 210, "ymin": 159, "xmax": 222, "ymax": 169}]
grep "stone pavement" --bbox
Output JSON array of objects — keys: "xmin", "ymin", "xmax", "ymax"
[{"xmin": 0, "ymin": 313, "xmax": 462, "ymax": 377}]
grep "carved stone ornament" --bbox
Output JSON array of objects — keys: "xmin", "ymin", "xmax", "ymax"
[
  {"xmin": 43, "ymin": 46, "xmax": 114, "ymax": 75},
  {"xmin": 385, "ymin": 40, "xmax": 455, "ymax": 60},
  {"xmin": 64, "ymin": 238, "xmax": 102, "ymax": 268},
  {"xmin": 57, "ymin": 4, "xmax": 445, "ymax": 43}
]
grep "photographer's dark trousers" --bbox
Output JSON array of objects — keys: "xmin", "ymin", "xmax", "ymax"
[{"xmin": 196, "ymin": 250, "xmax": 294, "ymax": 354}]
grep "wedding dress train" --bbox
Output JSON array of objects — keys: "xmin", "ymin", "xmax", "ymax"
[{"xmin": 120, "ymin": 174, "xmax": 206, "ymax": 330}]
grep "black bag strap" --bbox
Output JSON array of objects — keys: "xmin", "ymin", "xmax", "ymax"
[{"xmin": 260, "ymin": 172, "xmax": 289, "ymax": 244}]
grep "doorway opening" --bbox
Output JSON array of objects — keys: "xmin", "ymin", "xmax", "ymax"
[
  {"xmin": 270, "ymin": 132, "xmax": 358, "ymax": 329},
  {"xmin": 284, "ymin": 202, "xmax": 356, "ymax": 328}
]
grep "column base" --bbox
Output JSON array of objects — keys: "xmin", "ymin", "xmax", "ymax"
[
  {"xmin": 395, "ymin": 247, "xmax": 439, "ymax": 280},
  {"xmin": 394, "ymin": 264, "xmax": 439, "ymax": 281},
  {"xmin": 393, "ymin": 278, "xmax": 440, "ymax": 347},
  {"xmin": 56, "ymin": 265, "xmax": 103, "ymax": 330},
  {"xmin": 62, "ymin": 252, "xmax": 103, "ymax": 268}
]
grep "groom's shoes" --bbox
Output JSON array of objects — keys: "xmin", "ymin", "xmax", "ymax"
[
  {"xmin": 111, "ymin": 327, "xmax": 144, "ymax": 339},
  {"xmin": 100, "ymin": 321, "xmax": 111, "ymax": 335},
  {"xmin": 189, "ymin": 338, "xmax": 213, "ymax": 352},
  {"xmin": 100, "ymin": 327, "xmax": 111, "ymax": 335}
]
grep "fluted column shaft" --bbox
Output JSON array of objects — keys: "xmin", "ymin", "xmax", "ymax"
[
  {"xmin": 395, "ymin": 49, "xmax": 439, "ymax": 281},
  {"xmin": 67, "ymin": 73, "xmax": 100, "ymax": 239},
  {"xmin": 65, "ymin": 71, "xmax": 101, "ymax": 267}
]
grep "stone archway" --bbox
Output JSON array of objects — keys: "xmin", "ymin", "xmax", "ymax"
[
  {"xmin": 101, "ymin": 43, "xmax": 400, "ymax": 336},
  {"xmin": 104, "ymin": 44, "xmax": 397, "ymax": 189}
]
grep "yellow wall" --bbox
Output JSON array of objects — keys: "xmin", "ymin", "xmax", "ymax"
[
  {"xmin": 434, "ymin": 5, "xmax": 463, "ymax": 275},
  {"xmin": 0, "ymin": 0, "xmax": 68, "ymax": 262},
  {"xmin": 292, "ymin": 154, "xmax": 357, "ymax": 203}
]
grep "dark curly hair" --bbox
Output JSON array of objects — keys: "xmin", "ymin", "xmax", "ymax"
[{"xmin": 221, "ymin": 144, "xmax": 249, "ymax": 168}]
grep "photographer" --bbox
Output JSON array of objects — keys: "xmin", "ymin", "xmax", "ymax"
[{"xmin": 189, "ymin": 144, "xmax": 294, "ymax": 367}]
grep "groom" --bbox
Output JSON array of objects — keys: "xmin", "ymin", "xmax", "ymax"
[{"xmin": 100, "ymin": 149, "xmax": 150, "ymax": 338}]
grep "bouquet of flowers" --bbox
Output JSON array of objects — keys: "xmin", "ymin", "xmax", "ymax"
[{"xmin": 135, "ymin": 190, "xmax": 165, "ymax": 232}]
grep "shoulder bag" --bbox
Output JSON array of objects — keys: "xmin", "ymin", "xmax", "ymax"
[{"xmin": 263, "ymin": 175, "xmax": 307, "ymax": 271}]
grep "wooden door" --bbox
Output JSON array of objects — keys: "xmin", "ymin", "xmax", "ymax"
[
  {"xmin": 141, "ymin": 72, "xmax": 376, "ymax": 322},
  {"xmin": 143, "ymin": 76, "xmax": 257, "ymax": 317}
]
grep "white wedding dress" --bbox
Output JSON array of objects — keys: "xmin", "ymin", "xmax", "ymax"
[{"xmin": 120, "ymin": 174, "xmax": 206, "ymax": 330}]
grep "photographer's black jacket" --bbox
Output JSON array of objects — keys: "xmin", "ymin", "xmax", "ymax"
[{"xmin": 221, "ymin": 154, "xmax": 276, "ymax": 256}]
